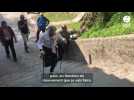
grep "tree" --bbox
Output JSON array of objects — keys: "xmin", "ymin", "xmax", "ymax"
[{"xmin": 79, "ymin": 12, "xmax": 115, "ymax": 33}]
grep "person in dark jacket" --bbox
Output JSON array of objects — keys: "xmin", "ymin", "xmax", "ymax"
[
  {"xmin": 35, "ymin": 13, "xmax": 49, "ymax": 42},
  {"xmin": 57, "ymin": 25, "xmax": 71, "ymax": 57},
  {"xmin": 18, "ymin": 15, "xmax": 30, "ymax": 53},
  {"xmin": 57, "ymin": 25, "xmax": 70, "ymax": 45},
  {"xmin": 0, "ymin": 21, "xmax": 18, "ymax": 62}
]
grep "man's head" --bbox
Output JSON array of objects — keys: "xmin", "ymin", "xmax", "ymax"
[
  {"xmin": 61, "ymin": 25, "xmax": 67, "ymax": 32},
  {"xmin": 1, "ymin": 21, "xmax": 7, "ymax": 27},
  {"xmin": 20, "ymin": 14, "xmax": 25, "ymax": 20},
  {"xmin": 40, "ymin": 13, "xmax": 44, "ymax": 17},
  {"xmin": 47, "ymin": 25, "xmax": 57, "ymax": 37}
]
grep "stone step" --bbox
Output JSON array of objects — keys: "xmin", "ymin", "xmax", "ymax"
[{"xmin": 0, "ymin": 61, "xmax": 90, "ymax": 87}]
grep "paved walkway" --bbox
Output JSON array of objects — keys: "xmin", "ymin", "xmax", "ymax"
[{"xmin": 0, "ymin": 12, "xmax": 134, "ymax": 87}]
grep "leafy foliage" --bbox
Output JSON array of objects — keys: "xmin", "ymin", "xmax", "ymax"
[{"xmin": 81, "ymin": 12, "xmax": 134, "ymax": 38}]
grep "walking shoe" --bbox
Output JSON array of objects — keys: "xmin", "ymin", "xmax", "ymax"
[
  {"xmin": 25, "ymin": 49, "xmax": 30, "ymax": 53},
  {"xmin": 25, "ymin": 47, "xmax": 30, "ymax": 53},
  {"xmin": 6, "ymin": 55, "xmax": 11, "ymax": 59},
  {"xmin": 13, "ymin": 58, "xmax": 18, "ymax": 62}
]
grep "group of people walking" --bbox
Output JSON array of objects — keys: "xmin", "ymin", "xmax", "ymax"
[{"xmin": 0, "ymin": 13, "xmax": 71, "ymax": 73}]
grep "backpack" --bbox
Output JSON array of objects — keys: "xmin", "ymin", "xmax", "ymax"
[{"xmin": 37, "ymin": 16, "xmax": 49, "ymax": 31}]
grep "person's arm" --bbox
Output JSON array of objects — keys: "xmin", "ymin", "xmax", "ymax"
[
  {"xmin": 0, "ymin": 32, "xmax": 4, "ymax": 45},
  {"xmin": 57, "ymin": 32, "xmax": 67, "ymax": 45},
  {"xmin": 17, "ymin": 21, "xmax": 21, "ymax": 31},
  {"xmin": 0, "ymin": 28, "xmax": 3, "ymax": 41},
  {"xmin": 37, "ymin": 17, "xmax": 40, "ymax": 26},
  {"xmin": 37, "ymin": 34, "xmax": 46, "ymax": 57},
  {"xmin": 0, "ymin": 33, "xmax": 3, "ymax": 43},
  {"xmin": 9, "ymin": 27, "xmax": 17, "ymax": 42},
  {"xmin": 47, "ymin": 18, "xmax": 49, "ymax": 25},
  {"xmin": 45, "ymin": 17, "xmax": 49, "ymax": 26},
  {"xmin": 26, "ymin": 20, "xmax": 30, "ymax": 33}
]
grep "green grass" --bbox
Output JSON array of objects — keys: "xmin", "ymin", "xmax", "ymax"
[
  {"xmin": 44, "ymin": 12, "xmax": 77, "ymax": 22},
  {"xmin": 43, "ymin": 12, "xmax": 80, "ymax": 30},
  {"xmin": 67, "ymin": 22, "xmax": 80, "ymax": 30},
  {"xmin": 81, "ymin": 12, "xmax": 134, "ymax": 38},
  {"xmin": 52, "ymin": 22, "xmax": 80, "ymax": 31}
]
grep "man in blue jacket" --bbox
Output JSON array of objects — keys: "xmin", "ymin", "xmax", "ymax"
[{"xmin": 35, "ymin": 13, "xmax": 49, "ymax": 42}]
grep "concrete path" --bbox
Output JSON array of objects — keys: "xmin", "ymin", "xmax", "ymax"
[{"xmin": 0, "ymin": 12, "xmax": 134, "ymax": 87}]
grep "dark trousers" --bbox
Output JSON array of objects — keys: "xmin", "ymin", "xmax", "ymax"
[
  {"xmin": 50, "ymin": 57, "xmax": 57, "ymax": 73},
  {"xmin": 22, "ymin": 33, "xmax": 29, "ymax": 52},
  {"xmin": 36, "ymin": 28, "xmax": 41, "ymax": 42},
  {"xmin": 57, "ymin": 45, "xmax": 64, "ymax": 61},
  {"xmin": 43, "ymin": 47, "xmax": 57, "ymax": 73},
  {"xmin": 3, "ymin": 40, "xmax": 17, "ymax": 61}
]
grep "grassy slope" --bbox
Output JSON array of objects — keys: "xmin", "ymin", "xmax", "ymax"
[
  {"xmin": 67, "ymin": 22, "xmax": 80, "ymax": 30},
  {"xmin": 43, "ymin": 12, "xmax": 80, "ymax": 30},
  {"xmin": 44, "ymin": 12, "xmax": 77, "ymax": 22},
  {"xmin": 81, "ymin": 12, "xmax": 134, "ymax": 38}
]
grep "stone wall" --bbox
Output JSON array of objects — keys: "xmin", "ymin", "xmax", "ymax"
[{"xmin": 67, "ymin": 36, "xmax": 134, "ymax": 65}]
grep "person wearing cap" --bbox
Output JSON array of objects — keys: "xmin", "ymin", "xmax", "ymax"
[{"xmin": 18, "ymin": 14, "xmax": 30, "ymax": 53}]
